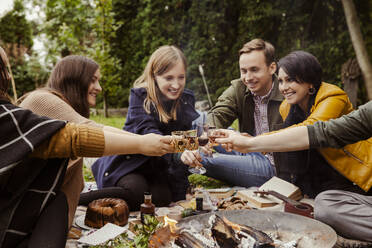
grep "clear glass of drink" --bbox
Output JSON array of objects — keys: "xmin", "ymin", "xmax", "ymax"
[
  {"xmin": 207, "ymin": 125, "xmax": 219, "ymax": 147},
  {"xmin": 171, "ymin": 131, "xmax": 186, "ymax": 153},
  {"xmin": 188, "ymin": 124, "xmax": 208, "ymax": 174},
  {"xmin": 184, "ymin": 129, "xmax": 199, "ymax": 151}
]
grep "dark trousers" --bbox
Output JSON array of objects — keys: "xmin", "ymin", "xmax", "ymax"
[
  {"xmin": 116, "ymin": 171, "xmax": 172, "ymax": 211},
  {"xmin": 80, "ymin": 163, "xmax": 173, "ymax": 211},
  {"xmin": 4, "ymin": 193, "xmax": 68, "ymax": 248}
]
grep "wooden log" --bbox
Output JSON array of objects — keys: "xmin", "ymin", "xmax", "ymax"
[
  {"xmin": 342, "ymin": 58, "xmax": 361, "ymax": 108},
  {"xmin": 211, "ymin": 215, "xmax": 240, "ymax": 247},
  {"xmin": 174, "ymin": 231, "xmax": 206, "ymax": 248}
]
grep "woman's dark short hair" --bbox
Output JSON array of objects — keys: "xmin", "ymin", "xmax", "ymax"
[
  {"xmin": 278, "ymin": 51, "xmax": 322, "ymax": 90},
  {"xmin": 47, "ymin": 55, "xmax": 99, "ymax": 118}
]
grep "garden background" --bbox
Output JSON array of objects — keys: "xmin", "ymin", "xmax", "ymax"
[{"xmin": 1, "ymin": 0, "xmax": 372, "ymax": 116}]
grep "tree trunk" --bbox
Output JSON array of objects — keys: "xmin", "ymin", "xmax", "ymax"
[
  {"xmin": 9, "ymin": 67, "xmax": 17, "ymax": 102},
  {"xmin": 103, "ymin": 91, "xmax": 109, "ymax": 118},
  {"xmin": 341, "ymin": 0, "xmax": 372, "ymax": 100},
  {"xmin": 342, "ymin": 58, "xmax": 360, "ymax": 108}
]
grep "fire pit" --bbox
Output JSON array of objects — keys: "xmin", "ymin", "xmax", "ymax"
[{"xmin": 176, "ymin": 209, "xmax": 337, "ymax": 247}]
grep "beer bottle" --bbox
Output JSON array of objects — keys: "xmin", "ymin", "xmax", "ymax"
[{"xmin": 140, "ymin": 192, "xmax": 155, "ymax": 224}]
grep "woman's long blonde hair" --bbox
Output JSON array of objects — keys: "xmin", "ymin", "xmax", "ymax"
[{"xmin": 134, "ymin": 45, "xmax": 187, "ymax": 123}]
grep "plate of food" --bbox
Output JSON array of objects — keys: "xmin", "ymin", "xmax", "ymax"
[
  {"xmin": 75, "ymin": 214, "xmax": 96, "ymax": 230},
  {"xmin": 76, "ymin": 198, "xmax": 130, "ymax": 230}
]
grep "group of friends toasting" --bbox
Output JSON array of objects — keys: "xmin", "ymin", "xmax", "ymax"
[{"xmin": 0, "ymin": 38, "xmax": 371, "ymax": 247}]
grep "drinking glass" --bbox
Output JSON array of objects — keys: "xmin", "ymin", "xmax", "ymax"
[
  {"xmin": 171, "ymin": 131, "xmax": 186, "ymax": 153},
  {"xmin": 184, "ymin": 130, "xmax": 199, "ymax": 151},
  {"xmin": 188, "ymin": 124, "xmax": 208, "ymax": 174},
  {"xmin": 207, "ymin": 125, "xmax": 219, "ymax": 147}
]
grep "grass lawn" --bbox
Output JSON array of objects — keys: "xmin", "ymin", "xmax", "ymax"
[{"xmin": 90, "ymin": 115, "xmax": 125, "ymax": 129}]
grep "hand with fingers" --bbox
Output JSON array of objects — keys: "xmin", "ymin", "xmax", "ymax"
[
  {"xmin": 139, "ymin": 134, "xmax": 174, "ymax": 156},
  {"xmin": 215, "ymin": 129, "xmax": 252, "ymax": 153},
  {"xmin": 199, "ymin": 145, "xmax": 213, "ymax": 157},
  {"xmin": 180, "ymin": 150, "xmax": 203, "ymax": 168}
]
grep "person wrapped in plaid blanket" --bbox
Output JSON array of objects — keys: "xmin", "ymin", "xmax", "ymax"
[{"xmin": 0, "ymin": 47, "xmax": 174, "ymax": 247}]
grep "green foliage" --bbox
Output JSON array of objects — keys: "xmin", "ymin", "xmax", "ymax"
[
  {"xmin": 0, "ymin": 0, "xmax": 33, "ymax": 49},
  {"xmin": 5, "ymin": 0, "xmax": 372, "ymax": 107},
  {"xmin": 110, "ymin": 0, "xmax": 372, "ymax": 107},
  {"xmin": 43, "ymin": 0, "xmax": 95, "ymax": 61},
  {"xmin": 0, "ymin": 0, "xmax": 46, "ymax": 100},
  {"xmin": 9, "ymin": 57, "xmax": 48, "ymax": 98},
  {"xmin": 88, "ymin": 0, "xmax": 124, "ymax": 108},
  {"xmin": 83, "ymin": 164, "xmax": 95, "ymax": 182},
  {"xmin": 41, "ymin": 0, "xmax": 127, "ymax": 108},
  {"xmin": 90, "ymin": 215, "xmax": 163, "ymax": 248},
  {"xmin": 188, "ymin": 174, "xmax": 230, "ymax": 189}
]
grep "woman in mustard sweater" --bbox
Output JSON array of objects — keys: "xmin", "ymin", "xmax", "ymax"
[{"xmin": 18, "ymin": 55, "xmax": 137, "ymax": 230}]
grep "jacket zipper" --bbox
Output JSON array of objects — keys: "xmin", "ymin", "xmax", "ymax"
[{"xmin": 343, "ymin": 148, "xmax": 363, "ymax": 164}]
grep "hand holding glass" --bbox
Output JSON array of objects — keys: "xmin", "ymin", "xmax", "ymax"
[
  {"xmin": 171, "ymin": 131, "xmax": 187, "ymax": 152},
  {"xmin": 188, "ymin": 124, "xmax": 209, "ymax": 174}
]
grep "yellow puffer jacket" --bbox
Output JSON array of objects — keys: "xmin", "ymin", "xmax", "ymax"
[{"xmin": 280, "ymin": 82, "xmax": 372, "ymax": 192}]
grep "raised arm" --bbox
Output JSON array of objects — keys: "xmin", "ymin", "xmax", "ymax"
[
  {"xmin": 32, "ymin": 123, "xmax": 174, "ymax": 159},
  {"xmin": 20, "ymin": 90, "xmax": 137, "ymax": 136},
  {"xmin": 216, "ymin": 127, "xmax": 309, "ymax": 153},
  {"xmin": 216, "ymin": 101, "xmax": 372, "ymax": 153},
  {"xmin": 309, "ymin": 100, "xmax": 372, "ymax": 148}
]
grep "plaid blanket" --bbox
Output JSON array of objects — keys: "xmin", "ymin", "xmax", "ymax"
[{"xmin": 0, "ymin": 100, "xmax": 68, "ymax": 247}]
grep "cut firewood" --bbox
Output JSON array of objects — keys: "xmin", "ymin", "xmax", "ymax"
[
  {"xmin": 211, "ymin": 215, "xmax": 240, "ymax": 247},
  {"xmin": 174, "ymin": 231, "xmax": 206, "ymax": 248}
]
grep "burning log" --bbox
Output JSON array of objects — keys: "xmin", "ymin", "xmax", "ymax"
[
  {"xmin": 148, "ymin": 213, "xmax": 299, "ymax": 248},
  {"xmin": 149, "ymin": 226, "xmax": 174, "ymax": 248},
  {"xmin": 149, "ymin": 216, "xmax": 179, "ymax": 248},
  {"xmin": 174, "ymin": 231, "xmax": 207, "ymax": 248},
  {"xmin": 222, "ymin": 217, "xmax": 274, "ymax": 246},
  {"xmin": 211, "ymin": 215, "xmax": 240, "ymax": 247}
]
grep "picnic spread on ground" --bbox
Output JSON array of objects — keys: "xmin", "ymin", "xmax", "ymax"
[{"xmin": 64, "ymin": 176, "xmax": 370, "ymax": 248}]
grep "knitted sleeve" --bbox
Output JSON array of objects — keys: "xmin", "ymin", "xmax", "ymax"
[{"xmin": 31, "ymin": 123, "xmax": 104, "ymax": 159}]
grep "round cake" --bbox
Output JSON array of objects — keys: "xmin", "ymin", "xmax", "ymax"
[{"xmin": 84, "ymin": 198, "xmax": 129, "ymax": 228}]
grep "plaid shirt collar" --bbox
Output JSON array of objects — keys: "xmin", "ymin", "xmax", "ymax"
[{"xmin": 252, "ymin": 81, "xmax": 275, "ymax": 102}]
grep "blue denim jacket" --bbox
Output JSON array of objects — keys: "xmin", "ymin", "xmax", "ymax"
[{"xmin": 92, "ymin": 87, "xmax": 199, "ymax": 195}]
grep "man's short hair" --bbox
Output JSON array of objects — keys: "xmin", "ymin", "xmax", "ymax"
[{"xmin": 239, "ymin": 39, "xmax": 275, "ymax": 66}]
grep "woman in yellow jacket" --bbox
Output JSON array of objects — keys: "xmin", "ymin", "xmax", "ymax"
[{"xmin": 268, "ymin": 50, "xmax": 371, "ymax": 197}]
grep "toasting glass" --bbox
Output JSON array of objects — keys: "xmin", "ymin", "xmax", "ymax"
[
  {"xmin": 207, "ymin": 125, "xmax": 219, "ymax": 147},
  {"xmin": 188, "ymin": 124, "xmax": 209, "ymax": 174},
  {"xmin": 171, "ymin": 131, "xmax": 187, "ymax": 153},
  {"xmin": 184, "ymin": 130, "xmax": 199, "ymax": 151}
]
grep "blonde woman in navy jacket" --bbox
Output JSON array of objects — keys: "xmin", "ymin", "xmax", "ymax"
[{"xmin": 92, "ymin": 46, "xmax": 199, "ymax": 210}]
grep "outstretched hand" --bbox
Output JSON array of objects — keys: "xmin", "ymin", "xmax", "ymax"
[
  {"xmin": 139, "ymin": 134, "xmax": 174, "ymax": 156},
  {"xmin": 180, "ymin": 150, "xmax": 203, "ymax": 168},
  {"xmin": 215, "ymin": 129, "xmax": 252, "ymax": 153}
]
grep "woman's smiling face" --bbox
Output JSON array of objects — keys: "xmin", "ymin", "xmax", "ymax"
[
  {"xmin": 278, "ymin": 68, "xmax": 312, "ymax": 112},
  {"xmin": 155, "ymin": 60, "xmax": 186, "ymax": 101},
  {"xmin": 87, "ymin": 69, "xmax": 102, "ymax": 107}
]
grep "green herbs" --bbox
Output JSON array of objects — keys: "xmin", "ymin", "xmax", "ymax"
[
  {"xmin": 89, "ymin": 215, "xmax": 163, "ymax": 248},
  {"xmin": 188, "ymin": 174, "xmax": 230, "ymax": 189}
]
